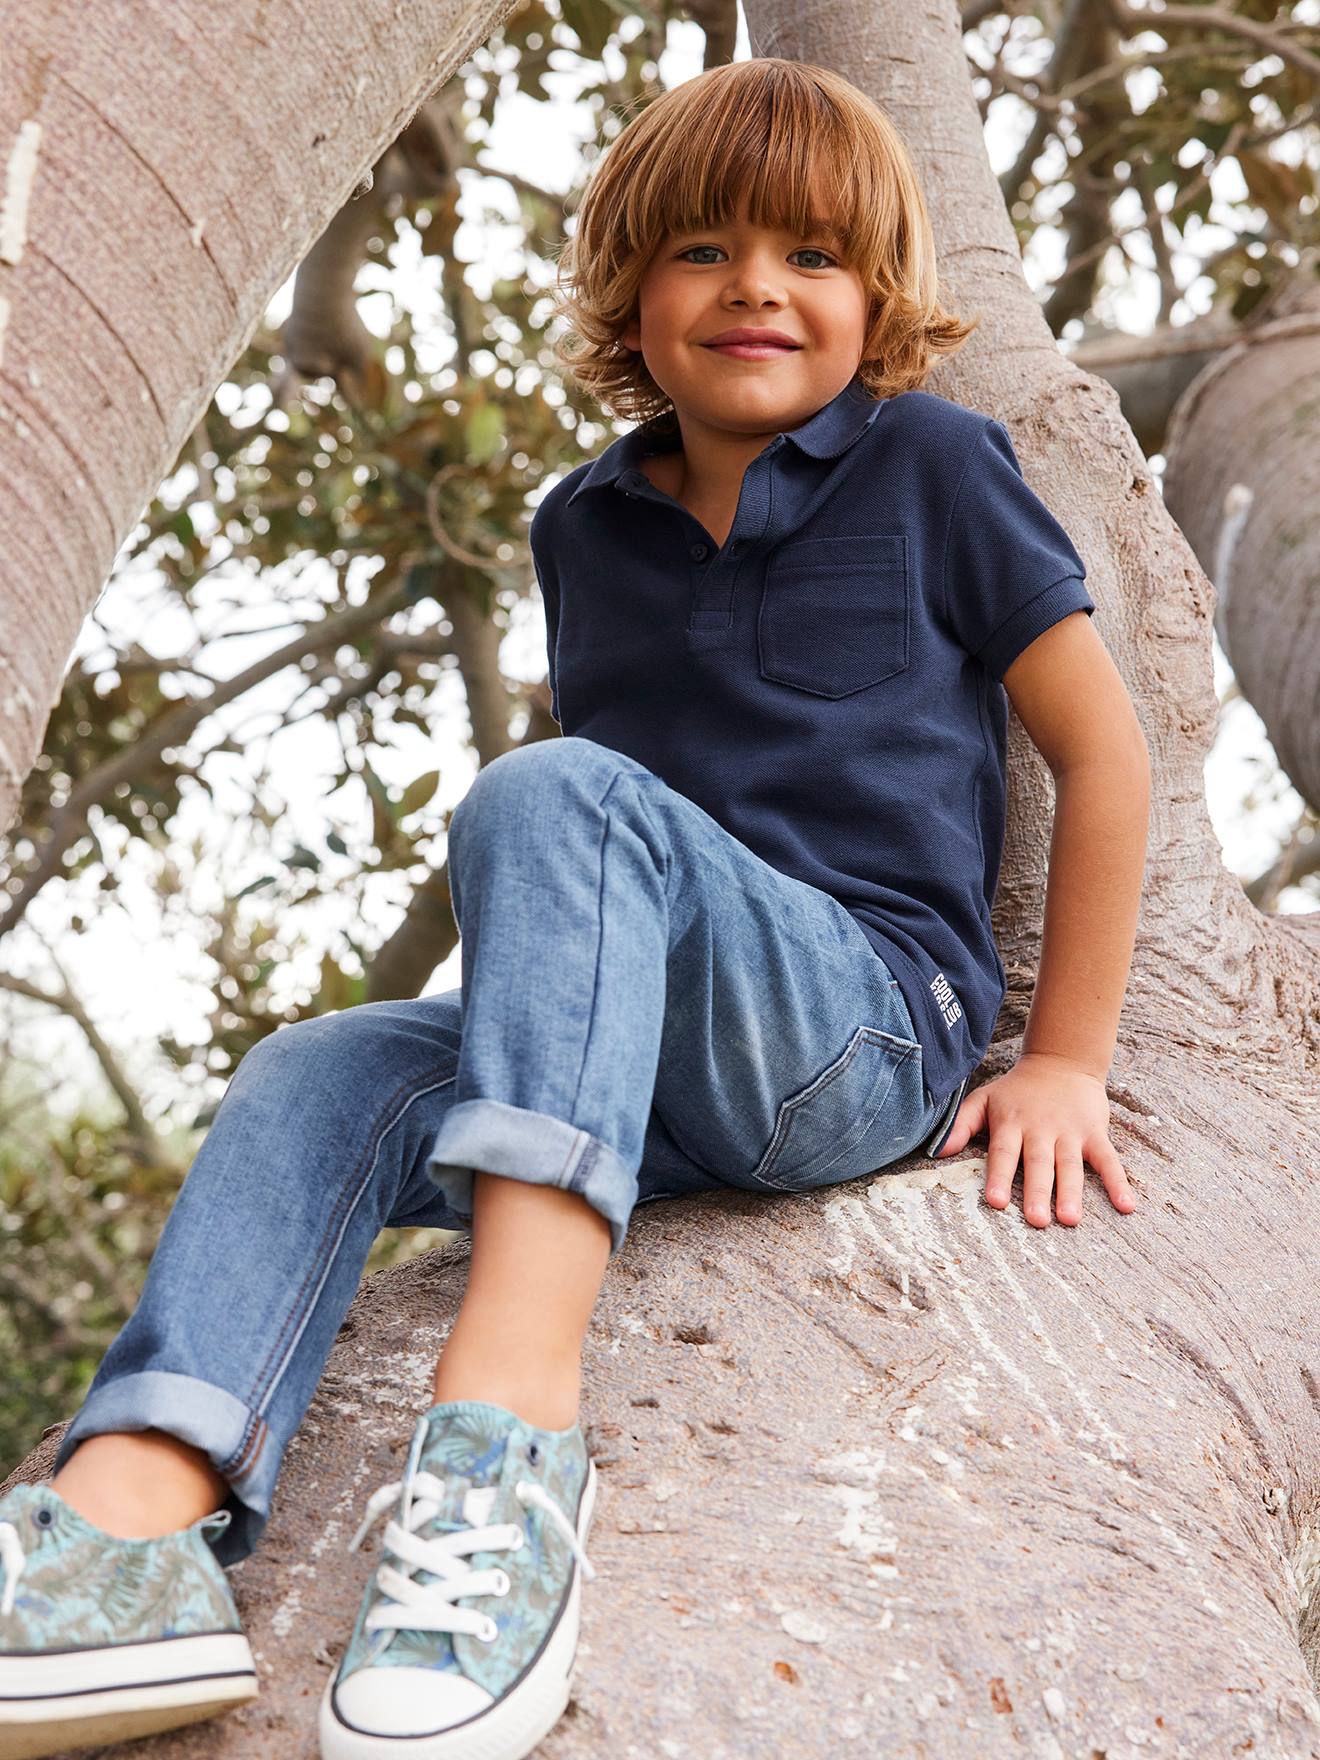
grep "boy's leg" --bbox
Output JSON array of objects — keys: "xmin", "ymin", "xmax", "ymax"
[
  {"xmin": 45, "ymin": 991, "xmax": 477, "ymax": 1565},
  {"xmin": 52, "ymin": 1428, "xmax": 228, "ymax": 1539},
  {"xmin": 46, "ymin": 731, "xmax": 941, "ymax": 1565},
  {"xmin": 51, "ymin": 1177, "xmax": 611, "ymax": 1536},
  {"xmin": 430, "ymin": 1173, "xmax": 610, "ymax": 1426}
]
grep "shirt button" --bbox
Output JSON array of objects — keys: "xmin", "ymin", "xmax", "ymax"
[{"xmin": 690, "ymin": 543, "xmax": 708, "ymax": 561}]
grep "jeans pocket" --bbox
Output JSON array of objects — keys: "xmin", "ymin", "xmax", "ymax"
[{"xmin": 741, "ymin": 1025, "xmax": 924, "ymax": 1193}]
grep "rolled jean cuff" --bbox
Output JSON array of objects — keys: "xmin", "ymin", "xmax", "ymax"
[
  {"xmin": 426, "ymin": 1098, "xmax": 634, "ymax": 1258},
  {"xmin": 50, "ymin": 1370, "xmax": 274, "ymax": 1567}
]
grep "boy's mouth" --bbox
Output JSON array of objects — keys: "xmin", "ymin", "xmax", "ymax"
[{"xmin": 701, "ymin": 327, "xmax": 802, "ymax": 358}]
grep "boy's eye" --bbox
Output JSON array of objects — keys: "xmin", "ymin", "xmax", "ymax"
[{"xmin": 676, "ymin": 244, "xmax": 838, "ymax": 269}]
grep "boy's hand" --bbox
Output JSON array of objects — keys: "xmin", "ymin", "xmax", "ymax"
[{"xmin": 932, "ymin": 1052, "xmax": 1138, "ymax": 1227}]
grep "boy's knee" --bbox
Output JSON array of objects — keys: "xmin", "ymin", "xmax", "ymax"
[
  {"xmin": 450, "ymin": 737, "xmax": 648, "ymax": 847},
  {"xmin": 229, "ymin": 1010, "xmax": 367, "ymax": 1094}
]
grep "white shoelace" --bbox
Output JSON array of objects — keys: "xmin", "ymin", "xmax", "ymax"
[
  {"xmin": 347, "ymin": 1471, "xmax": 595, "ymax": 1645},
  {"xmin": 0, "ymin": 1522, "xmax": 26, "ymax": 1617}
]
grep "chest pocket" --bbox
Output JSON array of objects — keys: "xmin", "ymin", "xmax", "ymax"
[{"xmin": 757, "ymin": 534, "xmax": 909, "ymax": 698}]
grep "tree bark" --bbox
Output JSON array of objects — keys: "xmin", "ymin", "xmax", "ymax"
[
  {"xmin": 0, "ymin": 0, "xmax": 520, "ymax": 835},
  {"xmin": 6, "ymin": 4, "xmax": 1320, "ymax": 1758},
  {"xmin": 1067, "ymin": 316, "xmax": 1243, "ymax": 459},
  {"xmin": 1161, "ymin": 259, "xmax": 1320, "ymax": 815}
]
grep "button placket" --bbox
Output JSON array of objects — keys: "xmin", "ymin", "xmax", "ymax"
[{"xmin": 687, "ymin": 450, "xmax": 774, "ymax": 634}]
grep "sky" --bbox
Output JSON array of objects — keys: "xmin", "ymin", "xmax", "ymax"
[{"xmin": 6, "ymin": 12, "xmax": 1312, "ymax": 1125}]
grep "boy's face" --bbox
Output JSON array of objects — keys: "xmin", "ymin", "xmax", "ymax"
[{"xmin": 620, "ymin": 197, "xmax": 870, "ymax": 440}]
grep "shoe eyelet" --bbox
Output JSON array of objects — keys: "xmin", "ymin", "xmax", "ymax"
[
  {"xmin": 526, "ymin": 1441, "xmax": 541, "ymax": 1466},
  {"xmin": 34, "ymin": 1507, "xmax": 55, "ymax": 1529}
]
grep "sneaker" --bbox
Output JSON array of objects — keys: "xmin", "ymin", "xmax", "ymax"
[
  {"xmin": 320, "ymin": 1400, "xmax": 598, "ymax": 1760},
  {"xmin": 0, "ymin": 1481, "xmax": 258, "ymax": 1760}
]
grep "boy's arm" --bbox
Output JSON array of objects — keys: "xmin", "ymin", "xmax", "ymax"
[
  {"xmin": 1007, "ymin": 609, "xmax": 1150, "ymax": 1080},
  {"xmin": 933, "ymin": 609, "xmax": 1148, "ymax": 1228}
]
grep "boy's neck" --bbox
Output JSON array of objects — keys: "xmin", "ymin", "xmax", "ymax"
[{"xmin": 638, "ymin": 414, "xmax": 783, "ymax": 545}]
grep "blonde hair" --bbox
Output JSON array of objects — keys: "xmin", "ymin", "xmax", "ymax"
[{"xmin": 546, "ymin": 58, "xmax": 980, "ymax": 426}]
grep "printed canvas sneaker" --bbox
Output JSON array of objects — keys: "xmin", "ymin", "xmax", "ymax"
[
  {"xmin": 320, "ymin": 1399, "xmax": 598, "ymax": 1760},
  {"xmin": 0, "ymin": 1481, "xmax": 258, "ymax": 1760}
]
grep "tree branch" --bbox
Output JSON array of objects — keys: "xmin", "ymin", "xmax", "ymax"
[
  {"xmin": 0, "ymin": 966, "xmax": 170, "ymax": 1168},
  {"xmin": 1107, "ymin": 0, "xmax": 1320, "ymax": 87},
  {"xmin": 1, "ymin": 579, "xmax": 412, "ymax": 943}
]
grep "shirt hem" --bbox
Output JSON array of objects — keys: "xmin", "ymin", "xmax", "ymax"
[{"xmin": 852, "ymin": 924, "xmax": 986, "ymax": 1103}]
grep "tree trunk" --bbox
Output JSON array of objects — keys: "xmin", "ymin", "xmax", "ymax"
[
  {"xmin": 0, "ymin": 0, "xmax": 519, "ymax": 835},
  {"xmin": 6, "ymin": 5, "xmax": 1320, "ymax": 1759},
  {"xmin": 1067, "ymin": 316, "xmax": 1242, "ymax": 459},
  {"xmin": 1161, "ymin": 258, "xmax": 1320, "ymax": 814}
]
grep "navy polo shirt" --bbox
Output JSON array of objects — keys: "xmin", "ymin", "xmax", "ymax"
[{"xmin": 528, "ymin": 373, "xmax": 1094, "ymax": 1105}]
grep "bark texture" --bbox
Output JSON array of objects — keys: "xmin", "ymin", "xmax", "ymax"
[
  {"xmin": 5, "ymin": 2, "xmax": 1320, "ymax": 1758},
  {"xmin": 1162, "ymin": 258, "xmax": 1320, "ymax": 814},
  {"xmin": 0, "ymin": 0, "xmax": 518, "ymax": 832}
]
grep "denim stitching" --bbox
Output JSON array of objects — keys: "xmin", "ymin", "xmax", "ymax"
[
  {"xmin": 569, "ymin": 774, "xmax": 616, "ymax": 1124},
  {"xmin": 751, "ymin": 1047, "xmax": 917, "ymax": 1192},
  {"xmin": 221, "ymin": 1414, "xmax": 269, "ymax": 1481},
  {"xmin": 242, "ymin": 1064, "xmax": 458, "ymax": 1424},
  {"xmin": 745, "ymin": 1030, "xmax": 920, "ymax": 1192},
  {"xmin": 568, "ymin": 761, "xmax": 667, "ymax": 1127}
]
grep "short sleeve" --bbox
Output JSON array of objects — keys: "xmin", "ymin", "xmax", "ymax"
[
  {"xmin": 943, "ymin": 418, "xmax": 1094, "ymax": 681},
  {"xmin": 529, "ymin": 502, "xmax": 561, "ymax": 725}
]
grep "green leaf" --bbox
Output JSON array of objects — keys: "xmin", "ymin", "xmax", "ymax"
[
  {"xmin": 399, "ymin": 769, "xmax": 441, "ymax": 817},
  {"xmin": 465, "ymin": 401, "xmax": 504, "ymax": 464},
  {"xmin": 234, "ymin": 875, "xmax": 277, "ymax": 900}
]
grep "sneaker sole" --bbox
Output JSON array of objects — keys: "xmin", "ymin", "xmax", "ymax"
[
  {"xmin": 319, "ymin": 1455, "xmax": 598, "ymax": 1760},
  {"xmin": 0, "ymin": 1632, "xmax": 258, "ymax": 1760}
]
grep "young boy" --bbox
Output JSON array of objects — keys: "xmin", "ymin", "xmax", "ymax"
[{"xmin": 0, "ymin": 56, "xmax": 1145, "ymax": 1760}]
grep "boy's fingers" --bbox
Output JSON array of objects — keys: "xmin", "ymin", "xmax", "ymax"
[
  {"xmin": 1054, "ymin": 1141, "xmax": 1086, "ymax": 1226},
  {"xmin": 1021, "ymin": 1134, "xmax": 1056, "ymax": 1227},
  {"xmin": 982, "ymin": 1122, "xmax": 1020, "ymax": 1209},
  {"xmin": 1089, "ymin": 1136, "xmax": 1138, "ymax": 1211},
  {"xmin": 938, "ymin": 1086, "xmax": 986, "ymax": 1156}
]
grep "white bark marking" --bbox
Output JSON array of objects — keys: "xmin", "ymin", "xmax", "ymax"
[
  {"xmin": 980, "ymin": 1201, "xmax": 1132, "ymax": 1464},
  {"xmin": 0, "ymin": 119, "xmax": 41, "ymax": 265},
  {"xmin": 1213, "ymin": 480, "xmax": 1254, "ymax": 624},
  {"xmin": 864, "ymin": 1180, "xmax": 1068, "ymax": 1437},
  {"xmin": 1290, "ymin": 1523, "xmax": 1320, "ymax": 1612}
]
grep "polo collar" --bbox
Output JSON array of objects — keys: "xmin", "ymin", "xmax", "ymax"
[{"xmin": 565, "ymin": 372, "xmax": 884, "ymax": 506}]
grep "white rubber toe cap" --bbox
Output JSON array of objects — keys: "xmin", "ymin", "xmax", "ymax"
[{"xmin": 333, "ymin": 1665, "xmax": 495, "ymax": 1736}]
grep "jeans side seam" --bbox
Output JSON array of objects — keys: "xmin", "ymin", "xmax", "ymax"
[
  {"xmin": 614, "ymin": 768, "xmax": 673, "ymax": 904},
  {"xmin": 221, "ymin": 1413, "xmax": 270, "ymax": 1481},
  {"xmin": 241, "ymin": 1065, "xmax": 457, "ymax": 1429},
  {"xmin": 567, "ymin": 764, "xmax": 668, "ymax": 1128},
  {"xmin": 570, "ymin": 798, "xmax": 612, "ymax": 1126}
]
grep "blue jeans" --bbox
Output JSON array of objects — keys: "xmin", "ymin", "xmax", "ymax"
[{"xmin": 53, "ymin": 738, "xmax": 966, "ymax": 1564}]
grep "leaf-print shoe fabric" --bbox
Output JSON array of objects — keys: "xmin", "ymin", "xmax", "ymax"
[
  {"xmin": 0, "ymin": 1482, "xmax": 257, "ymax": 1760},
  {"xmin": 320, "ymin": 1399, "xmax": 598, "ymax": 1760}
]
